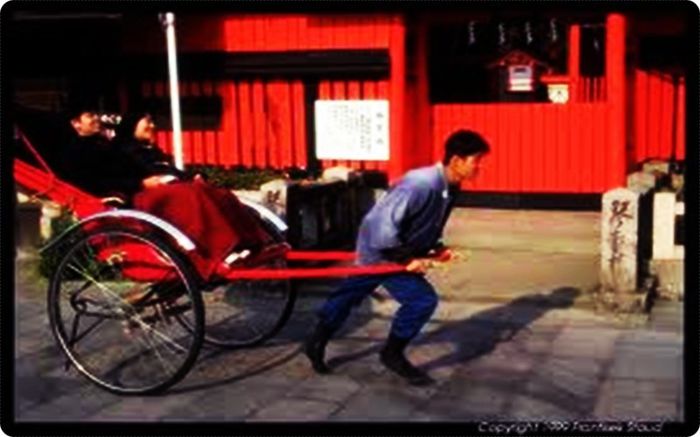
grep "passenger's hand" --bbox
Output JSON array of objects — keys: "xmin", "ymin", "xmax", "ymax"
[
  {"xmin": 142, "ymin": 175, "xmax": 165, "ymax": 189},
  {"xmin": 143, "ymin": 175, "xmax": 178, "ymax": 189}
]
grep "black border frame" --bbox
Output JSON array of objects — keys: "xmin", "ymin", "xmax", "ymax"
[{"xmin": 2, "ymin": 1, "xmax": 698, "ymax": 436}]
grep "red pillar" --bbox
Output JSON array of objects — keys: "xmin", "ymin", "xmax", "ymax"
[
  {"xmin": 413, "ymin": 18, "xmax": 433, "ymax": 169},
  {"xmin": 606, "ymin": 13, "xmax": 627, "ymax": 188},
  {"xmin": 388, "ymin": 15, "xmax": 406, "ymax": 182},
  {"xmin": 568, "ymin": 24, "xmax": 581, "ymax": 103}
]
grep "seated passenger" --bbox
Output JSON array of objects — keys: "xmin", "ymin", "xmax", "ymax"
[
  {"xmin": 50, "ymin": 106, "xmax": 275, "ymax": 280},
  {"xmin": 111, "ymin": 112, "xmax": 278, "ymax": 279},
  {"xmin": 62, "ymin": 104, "xmax": 141, "ymax": 199}
]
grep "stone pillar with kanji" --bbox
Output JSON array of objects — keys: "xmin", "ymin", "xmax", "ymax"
[{"xmin": 600, "ymin": 188, "xmax": 648, "ymax": 311}]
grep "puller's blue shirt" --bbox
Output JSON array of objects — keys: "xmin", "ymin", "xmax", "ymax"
[{"xmin": 356, "ymin": 163, "xmax": 454, "ymax": 265}]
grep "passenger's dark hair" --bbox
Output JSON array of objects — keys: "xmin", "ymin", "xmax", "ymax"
[
  {"xmin": 113, "ymin": 111, "xmax": 151, "ymax": 144},
  {"xmin": 442, "ymin": 130, "xmax": 490, "ymax": 165}
]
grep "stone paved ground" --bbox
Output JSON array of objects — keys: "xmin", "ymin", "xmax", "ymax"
[{"xmin": 13, "ymin": 209, "xmax": 684, "ymax": 423}]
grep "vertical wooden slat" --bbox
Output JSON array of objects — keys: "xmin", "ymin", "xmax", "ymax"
[
  {"xmin": 562, "ymin": 103, "xmax": 580, "ymax": 193},
  {"xmin": 601, "ymin": 102, "xmax": 610, "ymax": 191},
  {"xmin": 201, "ymin": 81, "xmax": 217, "ymax": 165},
  {"xmin": 154, "ymin": 81, "xmax": 175, "ymax": 156},
  {"xmin": 189, "ymin": 81, "xmax": 205, "ymax": 165},
  {"xmin": 511, "ymin": 104, "xmax": 522, "ymax": 192},
  {"xmin": 559, "ymin": 103, "xmax": 571, "ymax": 192},
  {"xmin": 218, "ymin": 82, "xmax": 234, "ymax": 166},
  {"xmin": 648, "ymin": 73, "xmax": 661, "ymax": 159},
  {"xmin": 278, "ymin": 82, "xmax": 294, "ymax": 168},
  {"xmin": 317, "ymin": 80, "xmax": 332, "ymax": 169},
  {"xmin": 544, "ymin": 104, "xmax": 557, "ymax": 191},
  {"xmin": 252, "ymin": 80, "xmax": 267, "ymax": 167},
  {"xmin": 478, "ymin": 105, "xmax": 492, "ymax": 190},
  {"xmin": 505, "ymin": 104, "xmax": 517, "ymax": 192},
  {"xmin": 347, "ymin": 81, "xmax": 361, "ymax": 100},
  {"xmin": 592, "ymin": 104, "xmax": 606, "ymax": 192},
  {"xmin": 635, "ymin": 70, "xmax": 646, "ymax": 163},
  {"xmin": 475, "ymin": 103, "xmax": 489, "ymax": 191},
  {"xmin": 238, "ymin": 81, "xmax": 254, "ymax": 167},
  {"xmin": 495, "ymin": 104, "xmax": 505, "ymax": 191},
  {"xmin": 589, "ymin": 104, "xmax": 599, "ymax": 192},
  {"xmin": 579, "ymin": 104, "xmax": 593, "ymax": 193},
  {"xmin": 518, "ymin": 104, "xmax": 531, "ymax": 192},
  {"xmin": 660, "ymin": 75, "xmax": 674, "ymax": 159},
  {"xmin": 264, "ymin": 82, "xmax": 280, "ymax": 169},
  {"xmin": 231, "ymin": 81, "xmax": 243, "ymax": 166},
  {"xmin": 517, "ymin": 103, "xmax": 526, "ymax": 192},
  {"xmin": 642, "ymin": 70, "xmax": 652, "ymax": 162},
  {"xmin": 534, "ymin": 104, "xmax": 546, "ymax": 192},
  {"xmin": 183, "ymin": 81, "xmax": 195, "ymax": 165},
  {"xmin": 677, "ymin": 78, "xmax": 686, "ymax": 160},
  {"xmin": 292, "ymin": 81, "xmax": 307, "ymax": 168}
]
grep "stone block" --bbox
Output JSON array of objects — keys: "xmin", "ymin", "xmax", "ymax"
[
  {"xmin": 322, "ymin": 166, "xmax": 356, "ymax": 182},
  {"xmin": 39, "ymin": 201, "xmax": 63, "ymax": 241},
  {"xmin": 649, "ymin": 259, "xmax": 684, "ymax": 300},
  {"xmin": 626, "ymin": 171, "xmax": 656, "ymax": 194},
  {"xmin": 653, "ymin": 192, "xmax": 683, "ymax": 260},
  {"xmin": 601, "ymin": 188, "xmax": 640, "ymax": 293},
  {"xmin": 16, "ymin": 201, "xmax": 42, "ymax": 249},
  {"xmin": 642, "ymin": 160, "xmax": 670, "ymax": 175}
]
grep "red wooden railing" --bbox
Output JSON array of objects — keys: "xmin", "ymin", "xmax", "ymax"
[
  {"xmin": 133, "ymin": 14, "xmax": 403, "ymax": 176},
  {"xmin": 432, "ymin": 103, "xmax": 615, "ymax": 193},
  {"xmin": 633, "ymin": 69, "xmax": 686, "ymax": 164}
]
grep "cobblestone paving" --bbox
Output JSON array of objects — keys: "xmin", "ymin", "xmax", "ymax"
[{"xmin": 13, "ymin": 209, "xmax": 683, "ymax": 423}]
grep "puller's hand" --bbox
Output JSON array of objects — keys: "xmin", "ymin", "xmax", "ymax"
[{"xmin": 405, "ymin": 258, "xmax": 434, "ymax": 274}]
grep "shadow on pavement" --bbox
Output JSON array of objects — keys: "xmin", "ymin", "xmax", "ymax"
[
  {"xmin": 418, "ymin": 287, "xmax": 580, "ymax": 371},
  {"xmin": 169, "ymin": 280, "xmax": 377, "ymax": 394},
  {"xmin": 326, "ymin": 287, "xmax": 580, "ymax": 372}
]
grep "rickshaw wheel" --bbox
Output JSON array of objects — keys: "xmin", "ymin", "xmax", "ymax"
[
  {"xmin": 198, "ymin": 257, "xmax": 296, "ymax": 349},
  {"xmin": 47, "ymin": 227, "xmax": 204, "ymax": 395}
]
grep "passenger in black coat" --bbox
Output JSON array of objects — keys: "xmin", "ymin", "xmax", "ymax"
[
  {"xmin": 59, "ymin": 109, "xmax": 140, "ymax": 199},
  {"xmin": 110, "ymin": 112, "xmax": 185, "ymax": 197}
]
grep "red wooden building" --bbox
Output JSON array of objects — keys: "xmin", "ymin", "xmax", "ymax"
[{"xmin": 16, "ymin": 6, "xmax": 689, "ymax": 201}]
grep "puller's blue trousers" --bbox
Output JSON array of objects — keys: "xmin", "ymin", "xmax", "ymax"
[{"xmin": 318, "ymin": 273, "xmax": 438, "ymax": 340}]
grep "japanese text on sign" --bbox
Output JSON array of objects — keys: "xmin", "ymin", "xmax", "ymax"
[{"xmin": 314, "ymin": 100, "xmax": 389, "ymax": 161}]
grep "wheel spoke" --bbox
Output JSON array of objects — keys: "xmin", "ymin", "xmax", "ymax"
[{"xmin": 49, "ymin": 229, "xmax": 202, "ymax": 394}]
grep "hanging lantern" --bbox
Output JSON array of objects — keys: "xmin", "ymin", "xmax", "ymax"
[
  {"xmin": 507, "ymin": 65, "xmax": 534, "ymax": 92},
  {"xmin": 498, "ymin": 22, "xmax": 506, "ymax": 46},
  {"xmin": 468, "ymin": 21, "xmax": 476, "ymax": 45},
  {"xmin": 549, "ymin": 18, "xmax": 558, "ymax": 43},
  {"xmin": 525, "ymin": 21, "xmax": 533, "ymax": 45}
]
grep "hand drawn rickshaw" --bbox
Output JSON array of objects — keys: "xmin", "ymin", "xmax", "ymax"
[{"xmin": 14, "ymin": 130, "xmax": 410, "ymax": 395}]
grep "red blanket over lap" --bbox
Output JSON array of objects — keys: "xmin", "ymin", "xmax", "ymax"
[{"xmin": 132, "ymin": 180, "xmax": 273, "ymax": 280}]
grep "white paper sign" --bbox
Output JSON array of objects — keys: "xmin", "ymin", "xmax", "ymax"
[{"xmin": 314, "ymin": 100, "xmax": 389, "ymax": 161}]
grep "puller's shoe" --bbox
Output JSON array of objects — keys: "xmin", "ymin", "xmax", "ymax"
[{"xmin": 380, "ymin": 334, "xmax": 435, "ymax": 386}]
